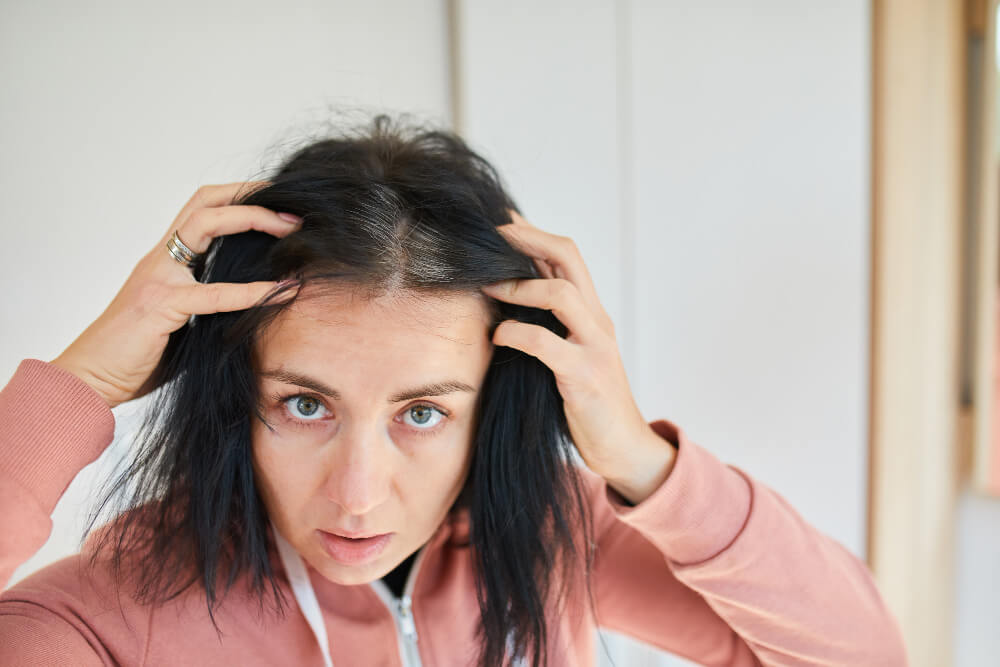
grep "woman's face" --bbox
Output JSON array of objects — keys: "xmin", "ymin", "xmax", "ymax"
[{"xmin": 251, "ymin": 284, "xmax": 495, "ymax": 586}]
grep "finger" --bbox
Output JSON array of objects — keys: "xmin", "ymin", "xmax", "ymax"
[
  {"xmin": 508, "ymin": 210, "xmax": 535, "ymax": 228},
  {"xmin": 492, "ymin": 319, "xmax": 579, "ymax": 378},
  {"xmin": 175, "ymin": 205, "xmax": 302, "ymax": 254},
  {"xmin": 172, "ymin": 280, "xmax": 299, "ymax": 316},
  {"xmin": 506, "ymin": 210, "xmax": 553, "ymax": 277},
  {"xmin": 166, "ymin": 181, "xmax": 272, "ymax": 243},
  {"xmin": 535, "ymin": 260, "xmax": 555, "ymax": 280},
  {"xmin": 185, "ymin": 181, "xmax": 271, "ymax": 215},
  {"xmin": 495, "ymin": 223, "xmax": 607, "ymax": 320},
  {"xmin": 482, "ymin": 278, "xmax": 606, "ymax": 345}
]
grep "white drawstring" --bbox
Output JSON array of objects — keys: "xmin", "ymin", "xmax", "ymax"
[{"xmin": 271, "ymin": 519, "xmax": 336, "ymax": 667}]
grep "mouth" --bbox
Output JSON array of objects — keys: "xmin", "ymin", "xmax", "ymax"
[
  {"xmin": 328, "ymin": 529, "xmax": 388, "ymax": 540},
  {"xmin": 317, "ymin": 529, "xmax": 393, "ymax": 565}
]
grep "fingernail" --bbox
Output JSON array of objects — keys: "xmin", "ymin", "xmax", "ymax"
[{"xmin": 278, "ymin": 212, "xmax": 303, "ymax": 224}]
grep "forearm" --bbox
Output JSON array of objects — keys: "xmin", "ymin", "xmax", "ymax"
[
  {"xmin": 0, "ymin": 359, "xmax": 115, "ymax": 589},
  {"xmin": 598, "ymin": 419, "xmax": 908, "ymax": 665}
]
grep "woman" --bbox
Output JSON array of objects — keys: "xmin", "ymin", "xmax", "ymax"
[{"xmin": 0, "ymin": 115, "xmax": 907, "ymax": 666}]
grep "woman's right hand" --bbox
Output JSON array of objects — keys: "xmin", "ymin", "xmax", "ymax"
[{"xmin": 51, "ymin": 182, "xmax": 302, "ymax": 409}]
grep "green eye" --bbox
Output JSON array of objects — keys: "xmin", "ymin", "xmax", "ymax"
[
  {"xmin": 296, "ymin": 397, "xmax": 319, "ymax": 415},
  {"xmin": 285, "ymin": 395, "xmax": 328, "ymax": 421},
  {"xmin": 410, "ymin": 406, "xmax": 433, "ymax": 424},
  {"xmin": 402, "ymin": 404, "xmax": 445, "ymax": 429}
]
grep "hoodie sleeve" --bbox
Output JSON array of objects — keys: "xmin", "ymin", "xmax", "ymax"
[
  {"xmin": 0, "ymin": 359, "xmax": 116, "ymax": 665},
  {"xmin": 586, "ymin": 418, "xmax": 909, "ymax": 666},
  {"xmin": 0, "ymin": 359, "xmax": 115, "ymax": 591}
]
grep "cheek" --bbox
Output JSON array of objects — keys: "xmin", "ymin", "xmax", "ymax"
[
  {"xmin": 251, "ymin": 422, "xmax": 314, "ymax": 515},
  {"xmin": 422, "ymin": 426, "xmax": 477, "ymax": 494}
]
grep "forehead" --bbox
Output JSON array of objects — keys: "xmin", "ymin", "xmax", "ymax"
[{"xmin": 255, "ymin": 283, "xmax": 494, "ymax": 363}]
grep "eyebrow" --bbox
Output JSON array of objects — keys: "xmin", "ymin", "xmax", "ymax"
[{"xmin": 260, "ymin": 369, "xmax": 477, "ymax": 403}]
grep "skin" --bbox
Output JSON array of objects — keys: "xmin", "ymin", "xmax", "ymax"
[
  {"xmin": 250, "ymin": 283, "xmax": 495, "ymax": 585},
  {"xmin": 47, "ymin": 175, "xmax": 675, "ymax": 605},
  {"xmin": 51, "ymin": 178, "xmax": 675, "ymax": 586}
]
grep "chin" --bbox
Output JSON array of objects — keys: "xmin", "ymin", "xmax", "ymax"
[{"xmin": 307, "ymin": 550, "xmax": 393, "ymax": 586}]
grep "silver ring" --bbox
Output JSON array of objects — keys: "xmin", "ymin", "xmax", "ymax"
[{"xmin": 166, "ymin": 229, "xmax": 202, "ymax": 268}]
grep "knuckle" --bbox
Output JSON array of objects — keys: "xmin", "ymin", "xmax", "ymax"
[
  {"xmin": 191, "ymin": 185, "xmax": 210, "ymax": 205},
  {"xmin": 201, "ymin": 183, "xmax": 223, "ymax": 198},
  {"xmin": 597, "ymin": 330, "xmax": 618, "ymax": 354},
  {"xmin": 550, "ymin": 278, "xmax": 575, "ymax": 302},
  {"xmin": 133, "ymin": 281, "xmax": 170, "ymax": 315},
  {"xmin": 184, "ymin": 207, "xmax": 205, "ymax": 232},
  {"xmin": 528, "ymin": 325, "xmax": 549, "ymax": 348},
  {"xmin": 557, "ymin": 235, "xmax": 578, "ymax": 252},
  {"xmin": 187, "ymin": 205, "xmax": 214, "ymax": 227},
  {"xmin": 185, "ymin": 207, "xmax": 219, "ymax": 240}
]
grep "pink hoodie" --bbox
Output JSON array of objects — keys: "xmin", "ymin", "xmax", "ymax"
[{"xmin": 0, "ymin": 359, "xmax": 907, "ymax": 665}]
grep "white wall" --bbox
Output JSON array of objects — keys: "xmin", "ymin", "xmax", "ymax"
[
  {"xmin": 3, "ymin": 1, "xmax": 920, "ymax": 665},
  {"xmin": 456, "ymin": 1, "xmax": 870, "ymax": 664},
  {"xmin": 0, "ymin": 0, "xmax": 452, "ymax": 586},
  {"xmin": 954, "ymin": 489, "xmax": 1000, "ymax": 666},
  {"xmin": 953, "ymin": 32, "xmax": 1000, "ymax": 666}
]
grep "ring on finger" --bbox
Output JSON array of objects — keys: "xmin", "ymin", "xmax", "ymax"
[{"xmin": 166, "ymin": 229, "xmax": 203, "ymax": 268}]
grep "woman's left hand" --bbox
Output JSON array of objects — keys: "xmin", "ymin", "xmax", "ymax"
[{"xmin": 481, "ymin": 212, "xmax": 677, "ymax": 506}]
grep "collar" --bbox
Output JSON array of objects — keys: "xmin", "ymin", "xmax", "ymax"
[{"xmin": 269, "ymin": 504, "xmax": 472, "ymax": 666}]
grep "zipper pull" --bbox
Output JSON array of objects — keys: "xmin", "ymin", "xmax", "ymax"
[{"xmin": 398, "ymin": 595, "xmax": 417, "ymax": 640}]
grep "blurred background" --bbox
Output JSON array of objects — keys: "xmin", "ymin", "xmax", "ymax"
[{"xmin": 1, "ymin": 1, "xmax": 998, "ymax": 665}]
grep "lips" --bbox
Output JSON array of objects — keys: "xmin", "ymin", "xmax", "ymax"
[
  {"xmin": 317, "ymin": 529, "xmax": 393, "ymax": 565},
  {"xmin": 328, "ymin": 530, "xmax": 388, "ymax": 539}
]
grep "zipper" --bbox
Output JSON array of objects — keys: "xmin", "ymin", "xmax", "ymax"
[
  {"xmin": 273, "ymin": 521, "xmax": 432, "ymax": 667},
  {"xmin": 369, "ymin": 545, "xmax": 428, "ymax": 667}
]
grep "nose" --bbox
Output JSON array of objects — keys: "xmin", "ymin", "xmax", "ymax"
[{"xmin": 321, "ymin": 423, "xmax": 393, "ymax": 517}]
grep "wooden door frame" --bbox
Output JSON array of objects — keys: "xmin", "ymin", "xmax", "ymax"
[
  {"xmin": 963, "ymin": 0, "xmax": 1000, "ymax": 497},
  {"xmin": 868, "ymin": 1, "xmax": 993, "ymax": 665}
]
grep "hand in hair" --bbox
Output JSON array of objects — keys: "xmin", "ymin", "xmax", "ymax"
[
  {"xmin": 50, "ymin": 182, "xmax": 302, "ymax": 409},
  {"xmin": 481, "ymin": 211, "xmax": 677, "ymax": 506}
]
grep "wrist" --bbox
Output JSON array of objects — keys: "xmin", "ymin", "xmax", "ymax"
[
  {"xmin": 603, "ymin": 424, "xmax": 678, "ymax": 506},
  {"xmin": 50, "ymin": 353, "xmax": 121, "ymax": 409}
]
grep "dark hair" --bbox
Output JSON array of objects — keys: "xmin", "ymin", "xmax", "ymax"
[{"xmin": 84, "ymin": 114, "xmax": 600, "ymax": 667}]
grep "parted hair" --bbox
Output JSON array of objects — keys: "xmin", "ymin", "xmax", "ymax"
[{"xmin": 84, "ymin": 114, "xmax": 602, "ymax": 667}]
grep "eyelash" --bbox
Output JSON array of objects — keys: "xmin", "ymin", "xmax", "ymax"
[{"xmin": 268, "ymin": 391, "xmax": 451, "ymax": 437}]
